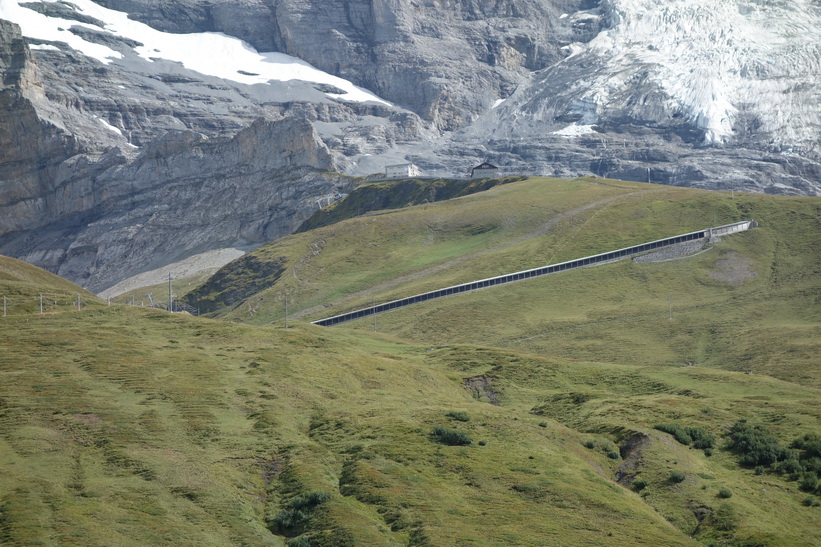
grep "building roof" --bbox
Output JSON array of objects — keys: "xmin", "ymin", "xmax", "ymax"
[{"xmin": 473, "ymin": 162, "xmax": 498, "ymax": 170}]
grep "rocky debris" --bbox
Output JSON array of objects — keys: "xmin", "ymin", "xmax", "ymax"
[
  {"xmin": 709, "ymin": 251, "xmax": 757, "ymax": 285},
  {"xmin": 463, "ymin": 375, "xmax": 501, "ymax": 405},
  {"xmin": 615, "ymin": 431, "xmax": 652, "ymax": 485},
  {"xmin": 632, "ymin": 239, "xmax": 709, "ymax": 263}
]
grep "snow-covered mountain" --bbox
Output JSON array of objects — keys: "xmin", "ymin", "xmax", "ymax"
[
  {"xmin": 0, "ymin": 0, "xmax": 819, "ymax": 290},
  {"xmin": 452, "ymin": 0, "xmax": 821, "ymax": 193}
]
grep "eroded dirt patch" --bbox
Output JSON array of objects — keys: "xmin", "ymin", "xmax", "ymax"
[
  {"xmin": 616, "ymin": 432, "xmax": 652, "ymax": 486},
  {"xmin": 709, "ymin": 251, "xmax": 756, "ymax": 285},
  {"xmin": 463, "ymin": 375, "xmax": 500, "ymax": 405}
]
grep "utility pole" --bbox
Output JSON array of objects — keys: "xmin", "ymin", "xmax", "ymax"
[
  {"xmin": 3, "ymin": 295, "xmax": 6, "ymax": 317},
  {"xmin": 372, "ymin": 296, "xmax": 376, "ymax": 332},
  {"xmin": 40, "ymin": 294, "xmax": 43, "ymax": 315},
  {"xmin": 284, "ymin": 294, "xmax": 288, "ymax": 329},
  {"xmin": 77, "ymin": 294, "xmax": 81, "ymax": 311},
  {"xmin": 131, "ymin": 295, "xmax": 135, "ymax": 306},
  {"xmin": 668, "ymin": 294, "xmax": 672, "ymax": 321},
  {"xmin": 168, "ymin": 273, "xmax": 172, "ymax": 312}
]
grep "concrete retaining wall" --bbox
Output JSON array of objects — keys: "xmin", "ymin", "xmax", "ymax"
[{"xmin": 313, "ymin": 220, "xmax": 755, "ymax": 327}]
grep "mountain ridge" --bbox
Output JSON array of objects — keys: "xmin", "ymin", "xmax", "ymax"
[{"xmin": 0, "ymin": 0, "xmax": 819, "ymax": 292}]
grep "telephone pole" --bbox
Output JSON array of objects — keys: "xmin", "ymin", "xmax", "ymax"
[{"xmin": 168, "ymin": 273, "xmax": 173, "ymax": 312}]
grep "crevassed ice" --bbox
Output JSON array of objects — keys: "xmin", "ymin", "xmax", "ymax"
[{"xmin": 585, "ymin": 0, "xmax": 821, "ymax": 146}]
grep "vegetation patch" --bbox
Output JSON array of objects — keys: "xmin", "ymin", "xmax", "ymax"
[
  {"xmin": 445, "ymin": 411, "xmax": 470, "ymax": 422},
  {"xmin": 430, "ymin": 425, "xmax": 472, "ymax": 446},
  {"xmin": 296, "ymin": 176, "xmax": 524, "ymax": 233},
  {"xmin": 184, "ymin": 254, "xmax": 287, "ymax": 314},
  {"xmin": 654, "ymin": 423, "xmax": 716, "ymax": 450}
]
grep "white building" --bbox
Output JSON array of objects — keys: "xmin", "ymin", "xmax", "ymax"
[{"xmin": 385, "ymin": 163, "xmax": 421, "ymax": 179}]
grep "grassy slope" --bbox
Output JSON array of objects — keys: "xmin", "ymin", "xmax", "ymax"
[
  {"xmin": 0, "ymin": 255, "xmax": 100, "ymax": 314},
  {"xmin": 2, "ymin": 305, "xmax": 818, "ymax": 546},
  {"xmin": 2, "ymin": 175, "xmax": 820, "ymax": 546},
  {"xmin": 3, "ymin": 305, "xmax": 700, "ymax": 546},
  {"xmin": 189, "ymin": 177, "xmax": 820, "ymax": 386}
]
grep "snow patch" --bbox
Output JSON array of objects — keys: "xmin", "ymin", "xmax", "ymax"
[
  {"xmin": 492, "ymin": 99, "xmax": 505, "ymax": 109},
  {"xmin": 96, "ymin": 117, "xmax": 122, "ymax": 135},
  {"xmin": 1, "ymin": 0, "xmax": 390, "ymax": 105},
  {"xmin": 28, "ymin": 43, "xmax": 61, "ymax": 51},
  {"xmin": 0, "ymin": 1, "xmax": 122, "ymax": 63},
  {"xmin": 553, "ymin": 124, "xmax": 597, "ymax": 137}
]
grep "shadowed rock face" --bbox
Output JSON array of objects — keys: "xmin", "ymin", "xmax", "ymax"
[
  {"xmin": 0, "ymin": 21, "xmax": 83, "ymax": 234},
  {"xmin": 0, "ymin": 117, "xmax": 351, "ymax": 292}
]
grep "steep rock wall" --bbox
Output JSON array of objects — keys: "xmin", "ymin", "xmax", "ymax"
[{"xmin": 0, "ymin": 116, "xmax": 352, "ymax": 292}]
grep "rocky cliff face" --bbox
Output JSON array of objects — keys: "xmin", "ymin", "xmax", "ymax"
[
  {"xmin": 94, "ymin": 0, "xmax": 593, "ymax": 131},
  {"xmin": 0, "ymin": 7, "xmax": 422, "ymax": 291},
  {"xmin": 0, "ymin": 20, "xmax": 83, "ymax": 234},
  {"xmin": 0, "ymin": 116, "xmax": 351, "ymax": 292},
  {"xmin": 0, "ymin": 0, "xmax": 819, "ymax": 292}
]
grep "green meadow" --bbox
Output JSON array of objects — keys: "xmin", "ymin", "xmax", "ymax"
[{"xmin": 2, "ymin": 176, "xmax": 819, "ymax": 545}]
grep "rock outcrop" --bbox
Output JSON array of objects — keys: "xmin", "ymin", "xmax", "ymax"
[
  {"xmin": 0, "ymin": 114, "xmax": 352, "ymax": 292},
  {"xmin": 0, "ymin": 21, "xmax": 83, "ymax": 233},
  {"xmin": 95, "ymin": 0, "xmax": 588, "ymax": 131}
]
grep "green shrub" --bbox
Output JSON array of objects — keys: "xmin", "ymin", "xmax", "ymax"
[
  {"xmin": 803, "ymin": 496, "xmax": 820, "ymax": 507},
  {"xmin": 718, "ymin": 488, "xmax": 733, "ymax": 498},
  {"xmin": 792, "ymin": 434, "xmax": 821, "ymax": 459},
  {"xmin": 654, "ymin": 423, "xmax": 692, "ymax": 445},
  {"xmin": 669, "ymin": 471, "xmax": 686, "ymax": 483},
  {"xmin": 538, "ymin": 422, "xmax": 548, "ymax": 428},
  {"xmin": 431, "ymin": 425, "xmax": 472, "ymax": 446},
  {"xmin": 445, "ymin": 411, "xmax": 470, "ymax": 422},
  {"xmin": 690, "ymin": 428, "xmax": 716, "ymax": 450},
  {"xmin": 270, "ymin": 491, "xmax": 332, "ymax": 533},
  {"xmin": 654, "ymin": 423, "xmax": 715, "ymax": 449},
  {"xmin": 287, "ymin": 536, "xmax": 314, "ymax": 547},
  {"xmin": 799, "ymin": 472, "xmax": 818, "ymax": 493},
  {"xmin": 774, "ymin": 458, "xmax": 802, "ymax": 475},
  {"xmin": 754, "ymin": 466, "xmax": 765, "ymax": 476},
  {"xmin": 478, "ymin": 440, "xmax": 487, "ymax": 446},
  {"xmin": 631, "ymin": 478, "xmax": 648, "ymax": 491},
  {"xmin": 725, "ymin": 421, "xmax": 788, "ymax": 467},
  {"xmin": 606, "ymin": 451, "xmax": 620, "ymax": 460},
  {"xmin": 583, "ymin": 440, "xmax": 596, "ymax": 449},
  {"xmin": 804, "ymin": 458, "xmax": 821, "ymax": 475}
]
